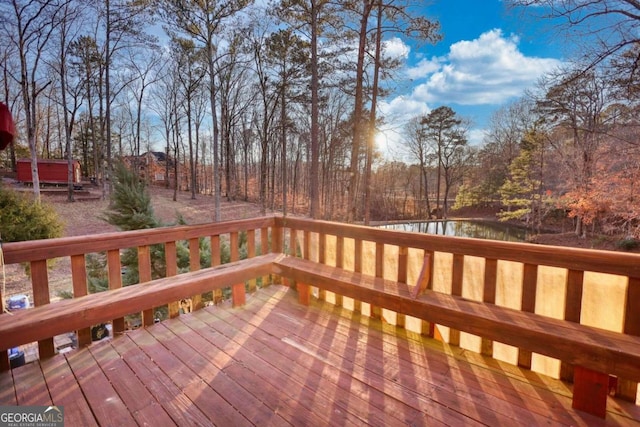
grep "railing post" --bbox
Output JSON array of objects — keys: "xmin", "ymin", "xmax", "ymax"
[
  {"xmin": 288, "ymin": 228, "xmax": 297, "ymax": 257},
  {"xmin": 303, "ymin": 230, "xmax": 310, "ymax": 260},
  {"xmin": 572, "ymin": 366, "xmax": 608, "ymax": 418},
  {"xmin": 481, "ymin": 258, "xmax": 498, "ymax": 356},
  {"xmin": 165, "ymin": 241, "xmax": 179, "ymax": 318},
  {"xmin": 318, "ymin": 233, "xmax": 326, "ymax": 301},
  {"xmin": 271, "ymin": 224, "xmax": 283, "ymax": 286},
  {"xmin": 230, "ymin": 232, "xmax": 245, "ymax": 307},
  {"xmin": 371, "ymin": 242, "xmax": 383, "ymax": 319},
  {"xmin": 107, "ymin": 249, "xmax": 124, "ymax": 333},
  {"xmin": 71, "ymin": 254, "xmax": 91, "ymax": 347},
  {"xmin": 298, "ymin": 229, "xmax": 312, "ymax": 303},
  {"xmin": 396, "ymin": 246, "xmax": 408, "ymax": 328},
  {"xmin": 334, "ymin": 236, "xmax": 344, "ymax": 308},
  {"xmin": 353, "ymin": 239, "xmax": 363, "ymax": 313},
  {"xmin": 448, "ymin": 254, "xmax": 464, "ymax": 345},
  {"xmin": 560, "ymin": 269, "xmax": 583, "ymax": 382},
  {"xmin": 247, "ymin": 229, "xmax": 257, "ymax": 292},
  {"xmin": 271, "ymin": 223, "xmax": 283, "ymax": 254},
  {"xmin": 211, "ymin": 235, "xmax": 223, "ymax": 303},
  {"xmin": 283, "ymin": 228, "xmax": 296, "ymax": 287},
  {"xmin": 189, "ymin": 238, "xmax": 202, "ymax": 310},
  {"xmin": 518, "ymin": 263, "xmax": 538, "ymax": 369},
  {"xmin": 138, "ymin": 245, "xmax": 153, "ymax": 326},
  {"xmin": 618, "ymin": 276, "xmax": 640, "ymax": 400},
  {"xmin": 419, "ymin": 250, "xmax": 434, "ymax": 337},
  {"xmin": 31, "ymin": 260, "xmax": 54, "ymax": 358}
]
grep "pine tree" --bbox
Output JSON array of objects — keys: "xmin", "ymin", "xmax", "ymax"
[
  {"xmin": 498, "ymin": 129, "xmax": 551, "ymax": 232},
  {"xmin": 101, "ymin": 162, "xmax": 159, "ymax": 231}
]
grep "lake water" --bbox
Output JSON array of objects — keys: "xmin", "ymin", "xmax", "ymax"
[{"xmin": 380, "ymin": 220, "xmax": 529, "ymax": 242}]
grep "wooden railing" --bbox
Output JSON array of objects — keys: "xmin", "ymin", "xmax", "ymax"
[
  {"xmin": 275, "ymin": 216, "xmax": 640, "ymax": 403},
  {"xmin": 1, "ymin": 216, "xmax": 277, "ymax": 368},
  {"xmin": 2, "ymin": 215, "xmax": 639, "ymax": 405}
]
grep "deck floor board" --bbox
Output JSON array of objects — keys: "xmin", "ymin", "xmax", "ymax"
[
  {"xmin": 1, "ymin": 285, "xmax": 638, "ymax": 426},
  {"xmin": 240, "ymin": 288, "xmax": 605, "ymax": 426}
]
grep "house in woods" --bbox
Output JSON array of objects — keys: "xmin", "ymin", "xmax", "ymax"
[
  {"xmin": 122, "ymin": 151, "xmax": 174, "ymax": 186},
  {"xmin": 123, "ymin": 151, "xmax": 215, "ymax": 194}
]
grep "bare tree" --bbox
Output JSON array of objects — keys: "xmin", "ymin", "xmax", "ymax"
[
  {"xmin": 508, "ymin": 0, "xmax": 640, "ymax": 74},
  {"xmin": 160, "ymin": 0, "xmax": 253, "ymax": 221},
  {"xmin": 404, "ymin": 116, "xmax": 434, "ymax": 217},
  {"xmin": 535, "ymin": 67, "xmax": 611, "ymax": 235},
  {"xmin": 50, "ymin": 0, "xmax": 85, "ymax": 201},
  {"xmin": 1, "ymin": 0, "xmax": 71, "ymax": 202}
]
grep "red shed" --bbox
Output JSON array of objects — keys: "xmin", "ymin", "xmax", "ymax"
[{"xmin": 16, "ymin": 159, "xmax": 82, "ymax": 185}]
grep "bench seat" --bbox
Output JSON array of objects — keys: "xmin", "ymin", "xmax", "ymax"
[
  {"xmin": 0, "ymin": 253, "xmax": 279, "ymax": 351},
  {"xmin": 273, "ymin": 255, "xmax": 640, "ymax": 418}
]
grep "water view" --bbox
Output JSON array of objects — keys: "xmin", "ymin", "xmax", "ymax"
[{"xmin": 380, "ymin": 220, "xmax": 529, "ymax": 242}]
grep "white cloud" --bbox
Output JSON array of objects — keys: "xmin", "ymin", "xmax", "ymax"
[
  {"xmin": 382, "ymin": 37, "xmax": 410, "ymax": 60},
  {"xmin": 377, "ymin": 29, "xmax": 563, "ymax": 157},
  {"xmin": 406, "ymin": 29, "xmax": 562, "ymax": 106},
  {"xmin": 406, "ymin": 57, "xmax": 442, "ymax": 80}
]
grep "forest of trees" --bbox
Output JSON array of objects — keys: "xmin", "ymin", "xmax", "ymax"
[{"xmin": 1, "ymin": 0, "xmax": 640, "ymax": 239}]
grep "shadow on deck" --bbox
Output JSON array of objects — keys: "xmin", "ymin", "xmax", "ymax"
[{"xmin": 1, "ymin": 285, "xmax": 639, "ymax": 426}]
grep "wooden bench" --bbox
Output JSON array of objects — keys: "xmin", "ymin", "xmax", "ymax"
[
  {"xmin": 0, "ymin": 254, "xmax": 278, "ymax": 353},
  {"xmin": 272, "ymin": 255, "xmax": 640, "ymax": 419}
]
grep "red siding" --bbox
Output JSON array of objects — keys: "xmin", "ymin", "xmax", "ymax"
[{"xmin": 16, "ymin": 159, "xmax": 81, "ymax": 184}]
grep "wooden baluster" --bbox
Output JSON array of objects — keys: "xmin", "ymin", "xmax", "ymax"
[
  {"xmin": 303, "ymin": 230, "xmax": 311, "ymax": 261},
  {"xmin": 271, "ymin": 224, "xmax": 283, "ymax": 253},
  {"xmin": 107, "ymin": 249, "xmax": 124, "ymax": 333},
  {"xmin": 371, "ymin": 242, "xmax": 383, "ymax": 319},
  {"xmin": 296, "ymin": 229, "xmax": 312, "ymax": 304},
  {"xmin": 353, "ymin": 239, "xmax": 363, "ymax": 313},
  {"xmin": 230, "ymin": 232, "xmax": 245, "ymax": 307},
  {"xmin": 396, "ymin": 246, "xmax": 408, "ymax": 328},
  {"xmin": 334, "ymin": 236, "xmax": 344, "ymax": 308},
  {"xmin": 71, "ymin": 254, "xmax": 91, "ymax": 346},
  {"xmin": 138, "ymin": 246, "xmax": 154, "ymax": 326},
  {"xmin": 316, "ymin": 233, "xmax": 326, "ymax": 301},
  {"xmin": 189, "ymin": 238, "xmax": 202, "ymax": 311},
  {"xmin": 418, "ymin": 250, "xmax": 435, "ymax": 337},
  {"xmin": 288, "ymin": 227, "xmax": 297, "ymax": 256},
  {"xmin": 617, "ymin": 276, "xmax": 640, "ymax": 401},
  {"xmin": 31, "ymin": 260, "xmax": 54, "ymax": 358},
  {"xmin": 247, "ymin": 229, "xmax": 257, "ymax": 292},
  {"xmin": 211, "ymin": 235, "xmax": 223, "ymax": 303},
  {"xmin": 260, "ymin": 227, "xmax": 270, "ymax": 287},
  {"xmin": 518, "ymin": 263, "xmax": 538, "ymax": 369},
  {"xmin": 165, "ymin": 241, "xmax": 179, "ymax": 318},
  {"xmin": 282, "ymin": 228, "xmax": 295, "ymax": 287},
  {"xmin": 559, "ymin": 269, "xmax": 583, "ymax": 382},
  {"xmin": 481, "ymin": 258, "xmax": 498, "ymax": 356},
  {"xmin": 448, "ymin": 253, "xmax": 464, "ymax": 346},
  {"xmin": 271, "ymin": 225, "xmax": 283, "ymax": 286}
]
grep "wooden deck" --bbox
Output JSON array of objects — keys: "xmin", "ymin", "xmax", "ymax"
[{"xmin": 1, "ymin": 285, "xmax": 639, "ymax": 426}]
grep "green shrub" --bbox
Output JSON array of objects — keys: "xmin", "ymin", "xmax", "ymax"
[
  {"xmin": 616, "ymin": 237, "xmax": 640, "ymax": 251},
  {"xmin": 0, "ymin": 187, "xmax": 62, "ymax": 242}
]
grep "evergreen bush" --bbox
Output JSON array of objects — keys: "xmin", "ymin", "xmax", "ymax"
[{"xmin": 0, "ymin": 187, "xmax": 62, "ymax": 242}]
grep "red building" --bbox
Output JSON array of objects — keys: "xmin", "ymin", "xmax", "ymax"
[{"xmin": 16, "ymin": 159, "xmax": 82, "ymax": 185}]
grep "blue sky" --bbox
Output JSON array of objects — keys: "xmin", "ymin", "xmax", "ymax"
[{"xmin": 378, "ymin": 0, "xmax": 565, "ymax": 156}]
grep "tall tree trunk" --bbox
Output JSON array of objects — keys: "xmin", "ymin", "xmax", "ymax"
[
  {"xmin": 207, "ymin": 45, "xmax": 221, "ymax": 221},
  {"xmin": 364, "ymin": 0, "xmax": 382, "ymax": 225},
  {"xmin": 347, "ymin": 0, "xmax": 372, "ymax": 223},
  {"xmin": 104, "ymin": 0, "xmax": 112, "ymax": 198},
  {"xmin": 309, "ymin": 0, "xmax": 320, "ymax": 219}
]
